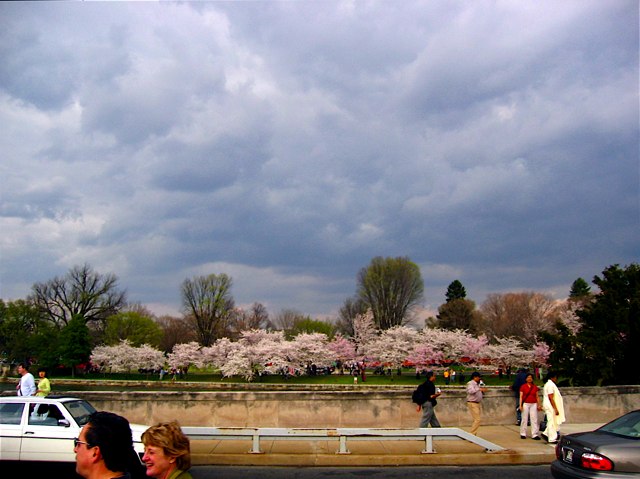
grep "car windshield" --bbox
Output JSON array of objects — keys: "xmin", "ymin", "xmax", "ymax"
[
  {"xmin": 598, "ymin": 410, "xmax": 640, "ymax": 439},
  {"xmin": 62, "ymin": 400, "xmax": 97, "ymax": 426}
]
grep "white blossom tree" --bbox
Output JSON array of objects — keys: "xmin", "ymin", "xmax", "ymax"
[
  {"xmin": 289, "ymin": 333, "xmax": 334, "ymax": 369},
  {"xmin": 353, "ymin": 310, "xmax": 378, "ymax": 357},
  {"xmin": 219, "ymin": 330, "xmax": 288, "ymax": 380},
  {"xmin": 484, "ymin": 337, "xmax": 533, "ymax": 368},
  {"xmin": 167, "ymin": 342, "xmax": 202, "ymax": 371},
  {"xmin": 365, "ymin": 326, "xmax": 416, "ymax": 371}
]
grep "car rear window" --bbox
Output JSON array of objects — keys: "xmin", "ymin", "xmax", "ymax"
[
  {"xmin": 598, "ymin": 410, "xmax": 640, "ymax": 439},
  {"xmin": 0, "ymin": 402, "xmax": 25, "ymax": 425}
]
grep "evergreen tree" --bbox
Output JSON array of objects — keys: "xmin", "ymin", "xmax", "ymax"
[
  {"xmin": 445, "ymin": 280, "xmax": 467, "ymax": 302},
  {"xmin": 437, "ymin": 298, "xmax": 478, "ymax": 331},
  {"xmin": 572, "ymin": 263, "xmax": 639, "ymax": 386},
  {"xmin": 569, "ymin": 277, "xmax": 591, "ymax": 299}
]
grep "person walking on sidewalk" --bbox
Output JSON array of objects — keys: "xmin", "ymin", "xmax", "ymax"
[
  {"xmin": 519, "ymin": 373, "xmax": 541, "ymax": 440},
  {"xmin": 36, "ymin": 368, "xmax": 51, "ymax": 397},
  {"xmin": 511, "ymin": 368, "xmax": 529, "ymax": 425},
  {"xmin": 542, "ymin": 371, "xmax": 565, "ymax": 443},
  {"xmin": 416, "ymin": 370, "xmax": 442, "ymax": 428},
  {"xmin": 16, "ymin": 363, "xmax": 36, "ymax": 396},
  {"xmin": 466, "ymin": 371, "xmax": 487, "ymax": 435}
]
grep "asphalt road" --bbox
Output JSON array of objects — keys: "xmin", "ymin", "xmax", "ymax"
[
  {"xmin": 4, "ymin": 463, "xmax": 553, "ymax": 479},
  {"xmin": 190, "ymin": 465, "xmax": 553, "ymax": 479}
]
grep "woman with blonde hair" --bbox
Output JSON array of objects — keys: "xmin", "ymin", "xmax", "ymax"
[{"xmin": 141, "ymin": 421, "xmax": 192, "ymax": 479}]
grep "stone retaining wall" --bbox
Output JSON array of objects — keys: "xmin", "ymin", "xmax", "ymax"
[{"xmin": 71, "ymin": 385, "xmax": 639, "ymax": 428}]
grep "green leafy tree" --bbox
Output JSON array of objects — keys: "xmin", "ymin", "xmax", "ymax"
[
  {"xmin": 288, "ymin": 317, "xmax": 335, "ymax": 339},
  {"xmin": 437, "ymin": 298, "xmax": 480, "ymax": 332},
  {"xmin": 445, "ymin": 280, "xmax": 467, "ymax": 302},
  {"xmin": 357, "ymin": 256, "xmax": 424, "ymax": 330},
  {"xmin": 58, "ymin": 315, "xmax": 92, "ymax": 377},
  {"xmin": 181, "ymin": 273, "xmax": 234, "ymax": 346},
  {"xmin": 0, "ymin": 299, "xmax": 60, "ymax": 366},
  {"xmin": 104, "ymin": 311, "xmax": 163, "ymax": 347},
  {"xmin": 572, "ymin": 263, "xmax": 640, "ymax": 386},
  {"xmin": 29, "ymin": 263, "xmax": 126, "ymax": 327}
]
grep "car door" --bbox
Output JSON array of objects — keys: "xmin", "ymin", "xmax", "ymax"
[
  {"xmin": 19, "ymin": 402, "xmax": 78, "ymax": 462},
  {"xmin": 0, "ymin": 401, "xmax": 25, "ymax": 460}
]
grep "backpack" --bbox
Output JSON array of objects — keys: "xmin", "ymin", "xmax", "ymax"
[{"xmin": 412, "ymin": 383, "xmax": 428, "ymax": 405}]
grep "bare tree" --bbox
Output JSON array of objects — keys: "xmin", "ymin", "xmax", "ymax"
[
  {"xmin": 227, "ymin": 302, "xmax": 270, "ymax": 339},
  {"xmin": 30, "ymin": 263, "xmax": 126, "ymax": 327},
  {"xmin": 271, "ymin": 308, "xmax": 305, "ymax": 332},
  {"xmin": 156, "ymin": 315, "xmax": 196, "ymax": 353},
  {"xmin": 335, "ymin": 296, "xmax": 367, "ymax": 337},
  {"xmin": 480, "ymin": 292, "xmax": 558, "ymax": 341},
  {"xmin": 181, "ymin": 273, "xmax": 234, "ymax": 346}
]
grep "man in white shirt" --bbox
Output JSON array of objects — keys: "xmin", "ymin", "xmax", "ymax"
[{"xmin": 16, "ymin": 363, "xmax": 36, "ymax": 396}]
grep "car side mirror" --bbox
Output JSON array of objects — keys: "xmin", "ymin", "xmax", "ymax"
[{"xmin": 58, "ymin": 419, "xmax": 70, "ymax": 427}]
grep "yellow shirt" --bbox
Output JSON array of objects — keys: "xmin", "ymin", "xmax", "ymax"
[{"xmin": 36, "ymin": 377, "xmax": 51, "ymax": 397}]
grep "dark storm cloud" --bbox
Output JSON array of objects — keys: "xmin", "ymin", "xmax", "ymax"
[{"xmin": 1, "ymin": 1, "xmax": 637, "ymax": 317}]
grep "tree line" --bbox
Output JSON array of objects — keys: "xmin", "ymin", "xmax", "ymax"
[{"xmin": 0, "ymin": 259, "xmax": 637, "ymax": 386}]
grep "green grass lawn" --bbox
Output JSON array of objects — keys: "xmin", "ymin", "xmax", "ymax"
[{"xmin": 49, "ymin": 369, "xmax": 523, "ymax": 387}]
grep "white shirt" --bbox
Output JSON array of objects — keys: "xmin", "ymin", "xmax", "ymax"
[{"xmin": 19, "ymin": 372, "xmax": 37, "ymax": 396}]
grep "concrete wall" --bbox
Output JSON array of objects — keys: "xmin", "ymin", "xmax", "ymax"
[{"xmin": 75, "ymin": 385, "xmax": 640, "ymax": 428}]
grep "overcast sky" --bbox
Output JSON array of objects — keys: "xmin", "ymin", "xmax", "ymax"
[{"xmin": 1, "ymin": 1, "xmax": 638, "ymax": 320}]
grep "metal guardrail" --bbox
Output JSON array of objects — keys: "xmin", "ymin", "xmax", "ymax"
[{"xmin": 181, "ymin": 427, "xmax": 505, "ymax": 454}]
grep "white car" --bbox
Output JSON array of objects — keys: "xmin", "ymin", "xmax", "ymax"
[{"xmin": 0, "ymin": 396, "xmax": 146, "ymax": 462}]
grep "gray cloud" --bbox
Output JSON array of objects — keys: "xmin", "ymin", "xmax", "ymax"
[{"xmin": 1, "ymin": 1, "xmax": 637, "ymax": 318}]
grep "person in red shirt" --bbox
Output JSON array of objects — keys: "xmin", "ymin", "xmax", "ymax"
[{"xmin": 519, "ymin": 373, "xmax": 542, "ymax": 439}]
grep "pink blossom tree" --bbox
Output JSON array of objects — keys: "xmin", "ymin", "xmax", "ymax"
[
  {"xmin": 219, "ymin": 330, "xmax": 288, "ymax": 380},
  {"xmin": 327, "ymin": 334, "xmax": 356, "ymax": 368}
]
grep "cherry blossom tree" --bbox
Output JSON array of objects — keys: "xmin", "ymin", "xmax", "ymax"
[
  {"xmin": 365, "ymin": 326, "xmax": 416, "ymax": 371},
  {"xmin": 135, "ymin": 344, "xmax": 166, "ymax": 370},
  {"xmin": 167, "ymin": 342, "xmax": 202, "ymax": 371},
  {"xmin": 219, "ymin": 330, "xmax": 288, "ymax": 380},
  {"xmin": 327, "ymin": 334, "xmax": 356, "ymax": 365},
  {"xmin": 484, "ymin": 337, "xmax": 533, "ymax": 369},
  {"xmin": 289, "ymin": 333, "xmax": 334, "ymax": 369},
  {"xmin": 532, "ymin": 341, "xmax": 551, "ymax": 367},
  {"xmin": 90, "ymin": 340, "xmax": 140, "ymax": 373},
  {"xmin": 353, "ymin": 310, "xmax": 378, "ymax": 357}
]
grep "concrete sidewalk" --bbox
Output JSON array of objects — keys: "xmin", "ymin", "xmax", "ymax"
[{"xmin": 190, "ymin": 423, "xmax": 602, "ymax": 467}]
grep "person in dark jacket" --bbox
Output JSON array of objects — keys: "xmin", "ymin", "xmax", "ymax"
[
  {"xmin": 512, "ymin": 368, "xmax": 529, "ymax": 425},
  {"xmin": 417, "ymin": 370, "xmax": 442, "ymax": 427}
]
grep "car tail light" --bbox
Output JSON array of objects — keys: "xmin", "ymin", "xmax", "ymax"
[
  {"xmin": 555, "ymin": 442, "xmax": 562, "ymax": 459},
  {"xmin": 581, "ymin": 453, "xmax": 613, "ymax": 471}
]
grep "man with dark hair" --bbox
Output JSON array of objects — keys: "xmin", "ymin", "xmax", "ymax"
[
  {"xmin": 16, "ymin": 363, "xmax": 36, "ymax": 396},
  {"xmin": 416, "ymin": 370, "xmax": 442, "ymax": 427},
  {"xmin": 75, "ymin": 411, "xmax": 142, "ymax": 479},
  {"xmin": 466, "ymin": 371, "xmax": 488, "ymax": 435}
]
